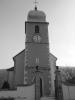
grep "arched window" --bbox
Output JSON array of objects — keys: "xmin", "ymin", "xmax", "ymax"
[{"xmin": 35, "ymin": 25, "xmax": 39, "ymax": 33}]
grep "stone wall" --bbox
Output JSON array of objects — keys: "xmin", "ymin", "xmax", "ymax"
[
  {"xmin": 0, "ymin": 84, "xmax": 35, "ymax": 100},
  {"xmin": 62, "ymin": 83, "xmax": 75, "ymax": 100}
]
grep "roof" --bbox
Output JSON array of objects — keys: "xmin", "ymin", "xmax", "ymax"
[
  {"xmin": 7, "ymin": 67, "xmax": 14, "ymax": 71},
  {"xmin": 13, "ymin": 49, "xmax": 57, "ymax": 61},
  {"xmin": 27, "ymin": 8, "xmax": 46, "ymax": 22},
  {"xmin": 13, "ymin": 49, "xmax": 25, "ymax": 60},
  {"xmin": 49, "ymin": 53, "xmax": 57, "ymax": 61}
]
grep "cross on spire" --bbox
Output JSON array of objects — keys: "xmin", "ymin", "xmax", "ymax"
[{"xmin": 34, "ymin": 0, "xmax": 38, "ymax": 10}]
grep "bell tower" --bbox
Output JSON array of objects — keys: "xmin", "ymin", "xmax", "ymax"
[{"xmin": 24, "ymin": 7, "xmax": 51, "ymax": 96}]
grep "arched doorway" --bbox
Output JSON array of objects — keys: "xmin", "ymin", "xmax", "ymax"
[{"xmin": 40, "ymin": 78, "xmax": 43, "ymax": 97}]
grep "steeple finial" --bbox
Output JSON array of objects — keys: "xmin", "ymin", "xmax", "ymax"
[{"xmin": 34, "ymin": 0, "xmax": 38, "ymax": 10}]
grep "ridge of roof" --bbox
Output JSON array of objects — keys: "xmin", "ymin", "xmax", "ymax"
[{"xmin": 13, "ymin": 49, "xmax": 25, "ymax": 59}]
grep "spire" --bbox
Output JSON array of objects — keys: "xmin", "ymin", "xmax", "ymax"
[{"xmin": 34, "ymin": 0, "xmax": 38, "ymax": 10}]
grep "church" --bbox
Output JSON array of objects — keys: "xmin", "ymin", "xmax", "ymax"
[
  {"xmin": 13, "ymin": 6, "xmax": 57, "ymax": 96},
  {"xmin": 0, "ymin": 6, "xmax": 64, "ymax": 100}
]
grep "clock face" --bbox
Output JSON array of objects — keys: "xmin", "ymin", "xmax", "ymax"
[{"xmin": 33, "ymin": 35, "xmax": 41, "ymax": 43}]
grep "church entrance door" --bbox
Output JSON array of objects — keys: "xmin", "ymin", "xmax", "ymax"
[{"xmin": 40, "ymin": 78, "xmax": 43, "ymax": 97}]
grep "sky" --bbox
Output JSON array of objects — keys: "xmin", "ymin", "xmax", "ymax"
[{"xmin": 0, "ymin": 0, "xmax": 75, "ymax": 69}]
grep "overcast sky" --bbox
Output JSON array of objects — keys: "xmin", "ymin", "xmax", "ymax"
[{"xmin": 0, "ymin": 0, "xmax": 75, "ymax": 69}]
